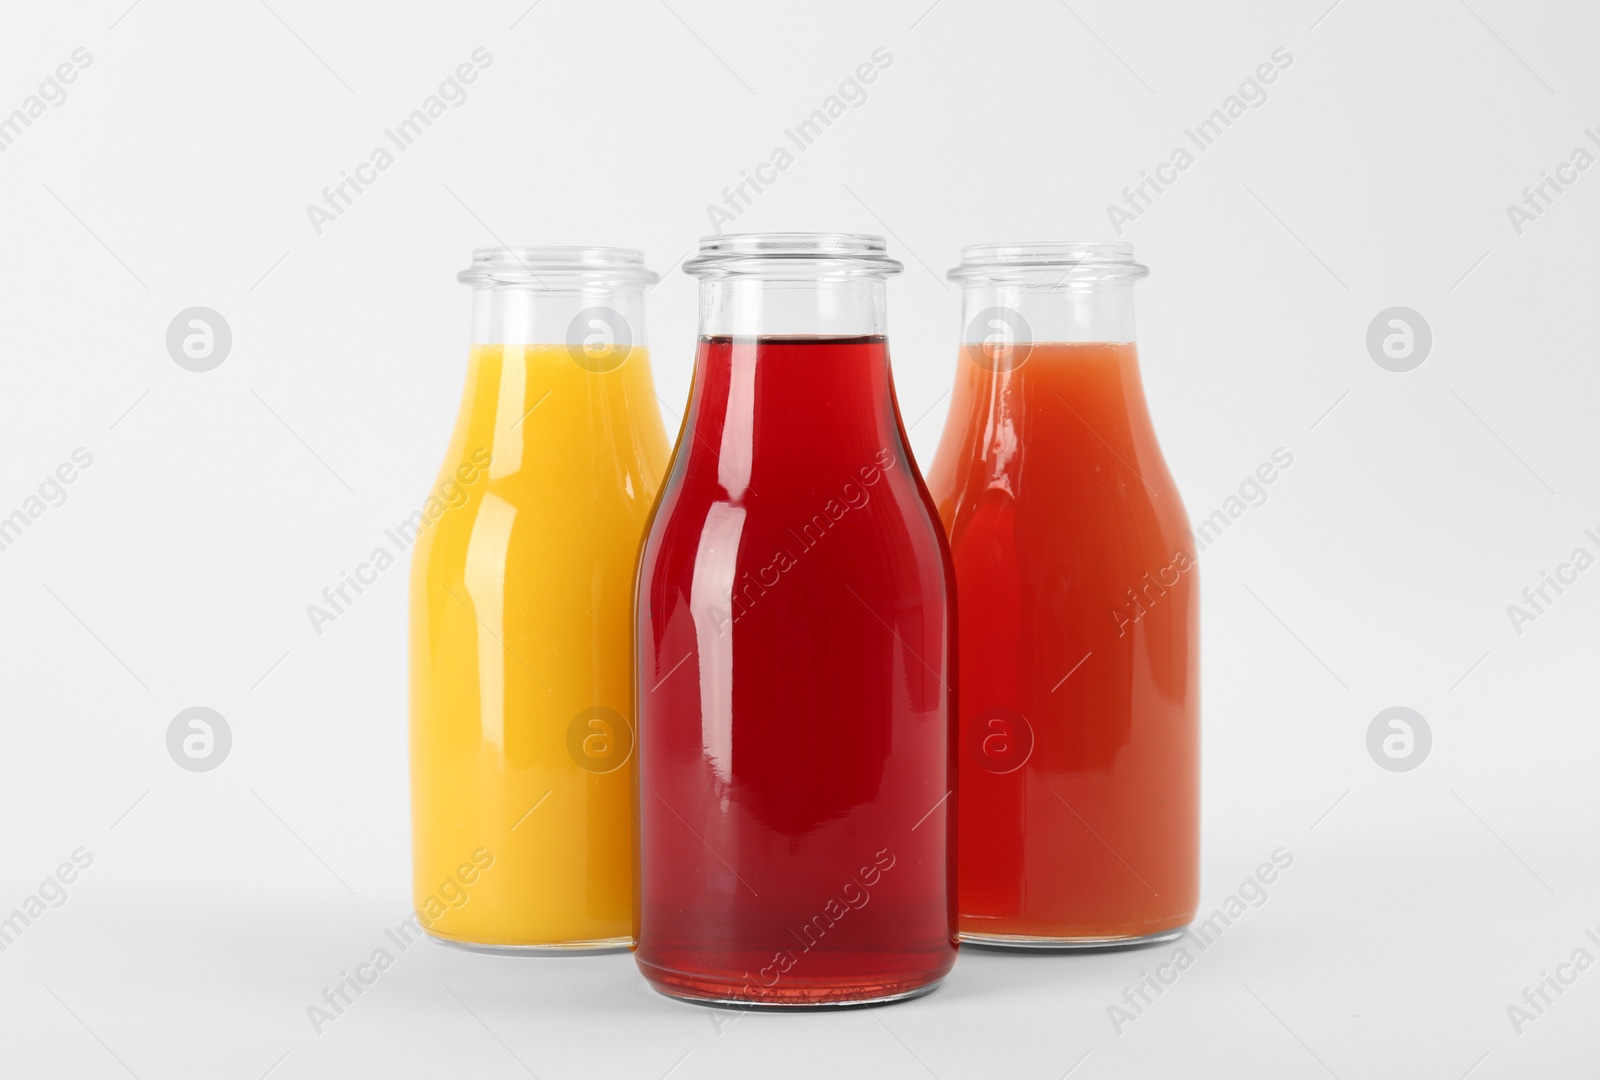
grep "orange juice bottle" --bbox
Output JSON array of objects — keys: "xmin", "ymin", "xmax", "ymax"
[
  {"xmin": 408, "ymin": 248, "xmax": 668, "ymax": 949},
  {"xmin": 928, "ymin": 243, "xmax": 1199, "ymax": 947}
]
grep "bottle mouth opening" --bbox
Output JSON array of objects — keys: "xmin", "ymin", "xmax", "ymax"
[
  {"xmin": 948, "ymin": 242, "xmax": 1149, "ymax": 286},
  {"xmin": 684, "ymin": 233, "xmax": 904, "ymax": 279},
  {"xmin": 457, "ymin": 247, "xmax": 659, "ymax": 288}
]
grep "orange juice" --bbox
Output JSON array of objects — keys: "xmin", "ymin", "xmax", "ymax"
[
  {"xmin": 409, "ymin": 339, "xmax": 669, "ymax": 947},
  {"xmin": 929, "ymin": 338, "xmax": 1199, "ymax": 945}
]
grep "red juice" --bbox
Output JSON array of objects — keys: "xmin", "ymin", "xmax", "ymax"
[{"xmin": 634, "ymin": 334, "xmax": 958, "ymax": 1006}]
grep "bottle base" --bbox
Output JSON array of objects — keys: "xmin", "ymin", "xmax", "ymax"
[
  {"xmin": 646, "ymin": 979, "xmax": 934, "ymax": 1011},
  {"xmin": 959, "ymin": 926, "xmax": 1188, "ymax": 951},
  {"xmin": 639, "ymin": 961, "xmax": 946, "ymax": 1009},
  {"xmin": 427, "ymin": 932, "xmax": 633, "ymax": 957}
]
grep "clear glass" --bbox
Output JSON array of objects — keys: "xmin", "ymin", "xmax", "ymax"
[
  {"xmin": 408, "ymin": 247, "xmax": 670, "ymax": 950},
  {"xmin": 928, "ymin": 241, "xmax": 1200, "ymax": 947},
  {"xmin": 634, "ymin": 233, "xmax": 959, "ymax": 1005}
]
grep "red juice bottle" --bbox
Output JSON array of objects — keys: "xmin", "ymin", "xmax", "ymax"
[{"xmin": 634, "ymin": 234, "xmax": 957, "ymax": 1006}]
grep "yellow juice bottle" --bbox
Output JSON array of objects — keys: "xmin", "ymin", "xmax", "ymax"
[{"xmin": 408, "ymin": 248, "xmax": 668, "ymax": 949}]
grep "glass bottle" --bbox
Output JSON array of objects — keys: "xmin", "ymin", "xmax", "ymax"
[
  {"xmin": 409, "ymin": 247, "xmax": 669, "ymax": 949},
  {"xmin": 927, "ymin": 242, "xmax": 1199, "ymax": 947},
  {"xmin": 634, "ymin": 233, "xmax": 958, "ymax": 1005}
]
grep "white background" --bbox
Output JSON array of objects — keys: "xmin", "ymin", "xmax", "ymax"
[{"xmin": 1, "ymin": 0, "xmax": 1596, "ymax": 1077}]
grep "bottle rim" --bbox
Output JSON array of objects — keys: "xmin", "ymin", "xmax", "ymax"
[
  {"xmin": 684, "ymin": 232, "xmax": 904, "ymax": 278},
  {"xmin": 948, "ymin": 241, "xmax": 1150, "ymax": 285},
  {"xmin": 457, "ymin": 247, "xmax": 659, "ymax": 288}
]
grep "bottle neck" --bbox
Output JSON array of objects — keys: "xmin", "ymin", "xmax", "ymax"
[
  {"xmin": 939, "ymin": 282, "xmax": 1151, "ymax": 491},
  {"xmin": 697, "ymin": 277, "xmax": 887, "ymax": 339},
  {"xmin": 685, "ymin": 278, "xmax": 899, "ymax": 499},
  {"xmin": 959, "ymin": 281, "xmax": 1137, "ymax": 348},
  {"xmin": 470, "ymin": 285, "xmax": 650, "ymax": 348},
  {"xmin": 457, "ymin": 284, "xmax": 660, "ymax": 480}
]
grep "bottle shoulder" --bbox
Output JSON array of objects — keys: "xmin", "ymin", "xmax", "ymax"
[{"xmin": 941, "ymin": 465, "xmax": 1193, "ymax": 567}]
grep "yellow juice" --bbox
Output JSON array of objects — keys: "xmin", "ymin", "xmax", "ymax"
[{"xmin": 408, "ymin": 342, "xmax": 669, "ymax": 947}]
